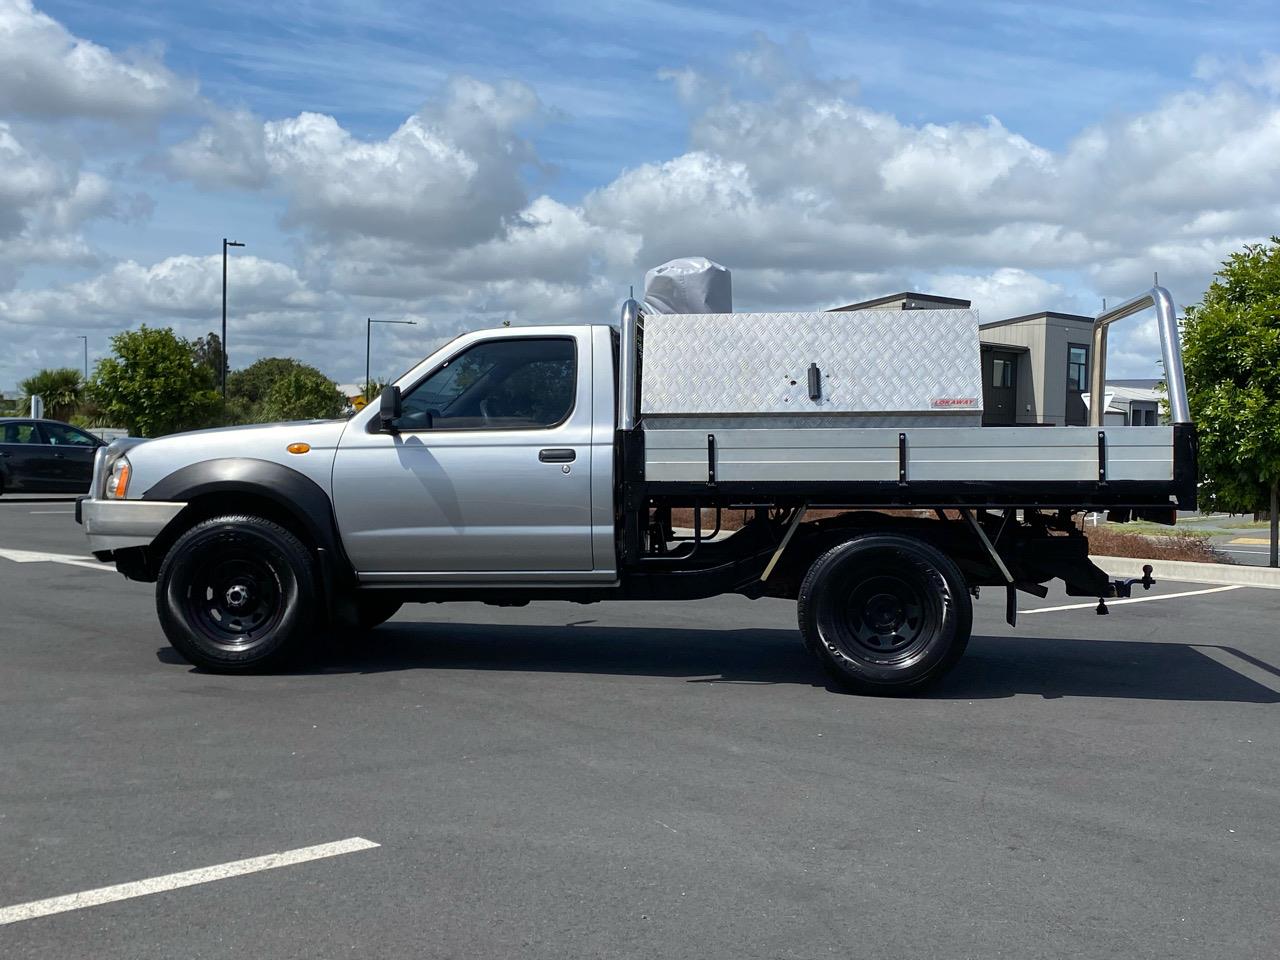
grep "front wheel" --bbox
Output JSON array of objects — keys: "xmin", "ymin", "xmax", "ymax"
[
  {"xmin": 156, "ymin": 515, "xmax": 319, "ymax": 672},
  {"xmin": 797, "ymin": 534, "xmax": 972, "ymax": 695}
]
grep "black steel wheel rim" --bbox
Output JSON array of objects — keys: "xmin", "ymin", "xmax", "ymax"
[
  {"xmin": 844, "ymin": 574, "xmax": 926, "ymax": 654},
  {"xmin": 822, "ymin": 555, "xmax": 943, "ymax": 666},
  {"xmin": 182, "ymin": 546, "xmax": 285, "ymax": 651}
]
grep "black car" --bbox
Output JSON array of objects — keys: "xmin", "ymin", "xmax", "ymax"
[{"xmin": 0, "ymin": 418, "xmax": 107, "ymax": 494}]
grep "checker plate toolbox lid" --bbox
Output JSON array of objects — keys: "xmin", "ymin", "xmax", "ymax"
[{"xmin": 638, "ymin": 309, "xmax": 983, "ymax": 426}]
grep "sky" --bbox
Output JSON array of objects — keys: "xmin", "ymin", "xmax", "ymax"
[{"xmin": 2, "ymin": 0, "xmax": 1279, "ymax": 390}]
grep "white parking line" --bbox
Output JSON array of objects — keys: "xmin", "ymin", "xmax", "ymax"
[
  {"xmin": 1022, "ymin": 584, "xmax": 1244, "ymax": 614},
  {"xmin": 0, "ymin": 547, "xmax": 111, "ymax": 572},
  {"xmin": 0, "ymin": 837, "xmax": 380, "ymax": 926}
]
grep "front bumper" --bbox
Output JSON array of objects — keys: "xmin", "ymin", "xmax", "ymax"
[{"xmin": 78, "ymin": 497, "xmax": 186, "ymax": 553}]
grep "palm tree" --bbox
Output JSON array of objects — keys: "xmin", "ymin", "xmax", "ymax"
[{"xmin": 20, "ymin": 368, "xmax": 84, "ymax": 422}]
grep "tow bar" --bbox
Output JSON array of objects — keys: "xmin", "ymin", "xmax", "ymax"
[{"xmin": 1097, "ymin": 564, "xmax": 1155, "ymax": 614}]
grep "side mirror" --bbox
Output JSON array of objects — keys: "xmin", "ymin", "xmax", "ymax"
[{"xmin": 378, "ymin": 385, "xmax": 402, "ymax": 432}]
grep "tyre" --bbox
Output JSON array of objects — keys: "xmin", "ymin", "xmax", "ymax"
[
  {"xmin": 156, "ymin": 514, "xmax": 319, "ymax": 672},
  {"xmin": 355, "ymin": 595, "xmax": 402, "ymax": 630},
  {"xmin": 797, "ymin": 534, "xmax": 972, "ymax": 695}
]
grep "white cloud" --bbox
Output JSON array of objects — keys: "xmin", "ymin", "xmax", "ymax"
[
  {"xmin": 166, "ymin": 109, "xmax": 270, "ymax": 189},
  {"xmin": 440, "ymin": 196, "xmax": 640, "ymax": 285},
  {"xmin": 0, "ymin": 122, "xmax": 143, "ymax": 288},
  {"xmin": 0, "ymin": 0, "xmax": 196, "ymax": 120},
  {"xmin": 0, "ymin": 252, "xmax": 354, "ymax": 389},
  {"xmin": 170, "ymin": 77, "xmax": 542, "ymax": 249},
  {"xmin": 0, "ymin": 121, "xmax": 63, "ymax": 236},
  {"xmin": 1, "ymin": 254, "xmax": 320, "ymax": 329},
  {"xmin": 923, "ymin": 268, "xmax": 1070, "ymax": 322}
]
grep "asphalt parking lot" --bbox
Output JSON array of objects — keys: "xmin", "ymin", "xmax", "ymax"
[{"xmin": 2, "ymin": 498, "xmax": 1278, "ymax": 959}]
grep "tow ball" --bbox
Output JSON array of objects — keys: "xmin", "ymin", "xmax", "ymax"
[{"xmin": 1096, "ymin": 564, "xmax": 1155, "ymax": 614}]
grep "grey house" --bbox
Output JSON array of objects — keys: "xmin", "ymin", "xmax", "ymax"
[{"xmin": 978, "ymin": 311, "xmax": 1094, "ymax": 426}]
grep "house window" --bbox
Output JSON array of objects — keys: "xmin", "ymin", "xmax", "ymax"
[
  {"xmin": 991, "ymin": 357, "xmax": 1014, "ymax": 388},
  {"xmin": 1067, "ymin": 345, "xmax": 1088, "ymax": 392}
]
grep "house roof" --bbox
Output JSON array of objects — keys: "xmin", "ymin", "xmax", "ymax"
[
  {"xmin": 830, "ymin": 291, "xmax": 971, "ymax": 311},
  {"xmin": 1107, "ymin": 378, "xmax": 1161, "ymax": 389},
  {"xmin": 1083, "ymin": 383, "xmax": 1163, "ymax": 414},
  {"xmin": 979, "ymin": 310, "xmax": 1094, "ymax": 331},
  {"xmin": 1106, "ymin": 384, "xmax": 1163, "ymax": 405}
]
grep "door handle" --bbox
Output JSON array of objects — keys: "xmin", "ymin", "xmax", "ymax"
[
  {"xmin": 54, "ymin": 452, "xmax": 66, "ymax": 459},
  {"xmin": 538, "ymin": 448, "xmax": 576, "ymax": 463}
]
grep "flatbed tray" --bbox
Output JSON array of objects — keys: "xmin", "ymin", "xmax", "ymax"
[{"xmin": 638, "ymin": 423, "xmax": 1193, "ymax": 510}]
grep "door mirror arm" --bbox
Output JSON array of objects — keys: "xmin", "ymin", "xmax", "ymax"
[{"xmin": 379, "ymin": 385, "xmax": 403, "ymax": 433}]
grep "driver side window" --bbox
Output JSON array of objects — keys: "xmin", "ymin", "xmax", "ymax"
[{"xmin": 397, "ymin": 337, "xmax": 576, "ymax": 431}]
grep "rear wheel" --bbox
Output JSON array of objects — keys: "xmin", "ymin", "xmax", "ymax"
[
  {"xmin": 797, "ymin": 534, "xmax": 971, "ymax": 695},
  {"xmin": 156, "ymin": 515, "xmax": 318, "ymax": 672}
]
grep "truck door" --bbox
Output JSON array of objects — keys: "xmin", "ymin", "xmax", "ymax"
[{"xmin": 332, "ymin": 331, "xmax": 599, "ymax": 579}]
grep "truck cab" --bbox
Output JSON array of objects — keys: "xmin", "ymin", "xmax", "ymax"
[{"xmin": 332, "ymin": 325, "xmax": 617, "ymax": 582}]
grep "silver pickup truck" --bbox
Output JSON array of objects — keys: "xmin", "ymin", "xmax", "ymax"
[{"xmin": 78, "ymin": 285, "xmax": 1196, "ymax": 694}]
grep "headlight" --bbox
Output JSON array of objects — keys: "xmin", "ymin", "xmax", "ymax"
[{"xmin": 106, "ymin": 457, "xmax": 131, "ymax": 499}]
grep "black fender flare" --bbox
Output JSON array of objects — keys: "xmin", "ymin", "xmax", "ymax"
[{"xmin": 143, "ymin": 457, "xmax": 356, "ymax": 594}]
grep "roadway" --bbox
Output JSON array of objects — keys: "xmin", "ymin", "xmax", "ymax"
[{"xmin": 2, "ymin": 498, "xmax": 1277, "ymax": 959}]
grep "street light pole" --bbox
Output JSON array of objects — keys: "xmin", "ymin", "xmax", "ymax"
[
  {"xmin": 365, "ymin": 318, "xmax": 417, "ymax": 400},
  {"xmin": 221, "ymin": 238, "xmax": 245, "ymax": 397},
  {"xmin": 77, "ymin": 335, "xmax": 88, "ymax": 380}
]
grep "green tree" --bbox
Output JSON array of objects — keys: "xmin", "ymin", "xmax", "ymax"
[
  {"xmin": 227, "ymin": 357, "xmax": 311, "ymax": 409},
  {"xmin": 88, "ymin": 326, "xmax": 222, "ymax": 437},
  {"xmin": 258, "ymin": 366, "xmax": 347, "ymax": 422},
  {"xmin": 226, "ymin": 357, "xmax": 346, "ymax": 422},
  {"xmin": 192, "ymin": 332, "xmax": 227, "ymax": 387},
  {"xmin": 20, "ymin": 367, "xmax": 84, "ymax": 421},
  {"xmin": 1182, "ymin": 237, "xmax": 1280, "ymax": 566}
]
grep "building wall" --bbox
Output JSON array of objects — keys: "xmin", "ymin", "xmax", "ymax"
[
  {"xmin": 980, "ymin": 320, "xmax": 1045, "ymax": 424},
  {"xmin": 1041, "ymin": 317, "xmax": 1094, "ymax": 425}
]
